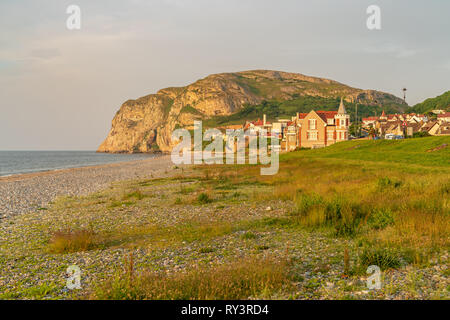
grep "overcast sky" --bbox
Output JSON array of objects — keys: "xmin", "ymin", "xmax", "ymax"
[{"xmin": 1, "ymin": 0, "xmax": 449, "ymax": 150}]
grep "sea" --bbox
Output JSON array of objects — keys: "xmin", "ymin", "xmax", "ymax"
[{"xmin": 0, "ymin": 151, "xmax": 156, "ymax": 177}]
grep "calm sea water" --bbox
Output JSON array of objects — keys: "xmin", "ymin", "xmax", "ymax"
[{"xmin": 0, "ymin": 151, "xmax": 156, "ymax": 177}]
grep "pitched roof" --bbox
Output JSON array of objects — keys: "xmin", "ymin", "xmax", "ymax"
[
  {"xmin": 420, "ymin": 121, "xmax": 437, "ymax": 131},
  {"xmin": 316, "ymin": 111, "xmax": 338, "ymax": 122},
  {"xmin": 438, "ymin": 112, "xmax": 450, "ymax": 118},
  {"xmin": 363, "ymin": 116, "xmax": 378, "ymax": 121},
  {"xmin": 407, "ymin": 123, "xmax": 422, "ymax": 132},
  {"xmin": 250, "ymin": 118, "xmax": 271, "ymax": 126},
  {"xmin": 437, "ymin": 122, "xmax": 450, "ymax": 134}
]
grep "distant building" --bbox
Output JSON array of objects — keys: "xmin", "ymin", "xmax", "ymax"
[
  {"xmin": 362, "ymin": 110, "xmax": 431, "ymax": 138},
  {"xmin": 423, "ymin": 121, "xmax": 450, "ymax": 136},
  {"xmin": 437, "ymin": 112, "xmax": 450, "ymax": 123},
  {"xmin": 244, "ymin": 114, "xmax": 272, "ymax": 135},
  {"xmin": 281, "ymin": 98, "xmax": 350, "ymax": 150},
  {"xmin": 362, "ymin": 116, "xmax": 378, "ymax": 127}
]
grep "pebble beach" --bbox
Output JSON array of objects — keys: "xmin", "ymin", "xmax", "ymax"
[
  {"xmin": 0, "ymin": 155, "xmax": 174, "ymax": 218},
  {"xmin": 0, "ymin": 152, "xmax": 447, "ymax": 300}
]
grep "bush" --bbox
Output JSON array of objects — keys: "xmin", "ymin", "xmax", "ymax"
[
  {"xmin": 198, "ymin": 247, "xmax": 215, "ymax": 253},
  {"xmin": 49, "ymin": 229, "xmax": 97, "ymax": 253},
  {"xmin": 122, "ymin": 189, "xmax": 147, "ymax": 201},
  {"xmin": 368, "ymin": 209, "xmax": 395, "ymax": 230},
  {"xmin": 440, "ymin": 183, "xmax": 450, "ymax": 195},
  {"xmin": 292, "ymin": 194, "xmax": 367, "ymax": 236},
  {"xmin": 294, "ymin": 193, "xmax": 324, "ymax": 216},
  {"xmin": 197, "ymin": 193, "xmax": 212, "ymax": 204},
  {"xmin": 358, "ymin": 247, "xmax": 401, "ymax": 272},
  {"xmin": 412, "ymin": 131, "xmax": 431, "ymax": 138},
  {"xmin": 377, "ymin": 177, "xmax": 402, "ymax": 189},
  {"xmin": 241, "ymin": 231, "xmax": 258, "ymax": 240}
]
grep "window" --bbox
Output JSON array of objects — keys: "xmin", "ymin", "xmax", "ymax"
[
  {"xmin": 340, "ymin": 119, "xmax": 345, "ymax": 126},
  {"xmin": 308, "ymin": 131, "xmax": 317, "ymax": 141},
  {"xmin": 327, "ymin": 132, "xmax": 334, "ymax": 140},
  {"xmin": 309, "ymin": 119, "xmax": 316, "ymax": 129}
]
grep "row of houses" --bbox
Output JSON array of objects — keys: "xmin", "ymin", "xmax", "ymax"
[
  {"xmin": 217, "ymin": 100, "xmax": 449, "ymax": 153},
  {"xmin": 240, "ymin": 98, "xmax": 351, "ymax": 151},
  {"xmin": 362, "ymin": 111, "xmax": 450, "ymax": 137}
]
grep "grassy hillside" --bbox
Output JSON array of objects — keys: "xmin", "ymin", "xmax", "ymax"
[
  {"xmin": 409, "ymin": 91, "xmax": 450, "ymax": 114},
  {"xmin": 283, "ymin": 136, "xmax": 450, "ymax": 167},
  {"xmin": 183, "ymin": 70, "xmax": 407, "ymax": 127},
  {"xmin": 232, "ymin": 71, "xmax": 405, "ymax": 107},
  {"xmin": 203, "ymin": 96, "xmax": 401, "ymax": 127}
]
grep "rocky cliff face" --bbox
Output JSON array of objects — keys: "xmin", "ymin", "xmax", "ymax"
[{"xmin": 98, "ymin": 70, "xmax": 406, "ymax": 153}]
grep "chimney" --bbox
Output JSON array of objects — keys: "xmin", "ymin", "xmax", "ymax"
[{"xmin": 263, "ymin": 114, "xmax": 266, "ymax": 126}]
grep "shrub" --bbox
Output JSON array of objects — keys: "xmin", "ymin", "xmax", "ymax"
[
  {"xmin": 178, "ymin": 185, "xmax": 196, "ymax": 194},
  {"xmin": 440, "ymin": 183, "xmax": 450, "ymax": 195},
  {"xmin": 377, "ymin": 177, "xmax": 402, "ymax": 189},
  {"xmin": 412, "ymin": 131, "xmax": 431, "ymax": 138},
  {"xmin": 241, "ymin": 231, "xmax": 258, "ymax": 240},
  {"xmin": 122, "ymin": 190, "xmax": 147, "ymax": 201},
  {"xmin": 293, "ymin": 194, "xmax": 367, "ymax": 236},
  {"xmin": 335, "ymin": 221, "xmax": 359, "ymax": 237},
  {"xmin": 368, "ymin": 209, "xmax": 395, "ymax": 230},
  {"xmin": 294, "ymin": 193, "xmax": 324, "ymax": 216},
  {"xmin": 231, "ymin": 191, "xmax": 242, "ymax": 198},
  {"xmin": 198, "ymin": 247, "xmax": 215, "ymax": 254},
  {"xmin": 197, "ymin": 193, "xmax": 212, "ymax": 204},
  {"xmin": 358, "ymin": 247, "xmax": 401, "ymax": 272}
]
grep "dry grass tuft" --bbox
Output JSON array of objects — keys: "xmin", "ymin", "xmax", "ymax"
[
  {"xmin": 49, "ymin": 229, "xmax": 97, "ymax": 253},
  {"xmin": 92, "ymin": 256, "xmax": 292, "ymax": 300}
]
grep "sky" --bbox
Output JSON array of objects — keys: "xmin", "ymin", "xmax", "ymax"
[{"xmin": 0, "ymin": 0, "xmax": 449, "ymax": 150}]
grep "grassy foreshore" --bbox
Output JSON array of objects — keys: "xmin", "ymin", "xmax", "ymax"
[{"xmin": 0, "ymin": 137, "xmax": 448, "ymax": 299}]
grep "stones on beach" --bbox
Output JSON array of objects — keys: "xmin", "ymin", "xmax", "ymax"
[{"xmin": 0, "ymin": 156, "xmax": 174, "ymax": 219}]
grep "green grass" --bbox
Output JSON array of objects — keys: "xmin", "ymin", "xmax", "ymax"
[
  {"xmin": 357, "ymin": 248, "xmax": 401, "ymax": 272},
  {"xmin": 180, "ymin": 104, "xmax": 203, "ymax": 116},
  {"xmin": 0, "ymin": 283, "xmax": 59, "ymax": 300},
  {"xmin": 281, "ymin": 136, "xmax": 450, "ymax": 167},
  {"xmin": 197, "ymin": 192, "xmax": 212, "ymax": 204},
  {"xmin": 3, "ymin": 135, "xmax": 448, "ymax": 300}
]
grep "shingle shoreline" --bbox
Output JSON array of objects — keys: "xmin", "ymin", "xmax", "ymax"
[{"xmin": 0, "ymin": 155, "xmax": 174, "ymax": 219}]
